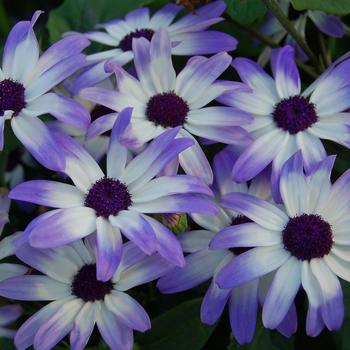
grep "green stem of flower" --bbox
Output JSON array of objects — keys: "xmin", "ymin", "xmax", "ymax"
[{"xmin": 262, "ymin": 0, "xmax": 320, "ymax": 69}]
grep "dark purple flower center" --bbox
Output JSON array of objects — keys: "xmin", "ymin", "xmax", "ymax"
[
  {"xmin": 119, "ymin": 28, "xmax": 155, "ymax": 52},
  {"xmin": 230, "ymin": 215, "xmax": 252, "ymax": 256},
  {"xmin": 272, "ymin": 95, "xmax": 318, "ymax": 134},
  {"xmin": 146, "ymin": 92, "xmax": 189, "ymax": 128},
  {"xmin": 0, "ymin": 79, "xmax": 25, "ymax": 116},
  {"xmin": 283, "ymin": 214, "xmax": 333, "ymax": 261},
  {"xmin": 71, "ymin": 264, "xmax": 113, "ymax": 302},
  {"xmin": 90, "ymin": 104, "xmax": 114, "ymax": 122},
  {"xmin": 85, "ymin": 177, "xmax": 132, "ymax": 218}
]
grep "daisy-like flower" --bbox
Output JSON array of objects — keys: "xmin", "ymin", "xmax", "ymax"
[
  {"xmin": 0, "ymin": 238, "xmax": 173, "ymax": 350},
  {"xmin": 9, "ymin": 108, "xmax": 216, "ymax": 281},
  {"xmin": 260, "ymin": 0, "xmax": 345, "ymax": 61},
  {"xmin": 219, "ymin": 45, "xmax": 350, "ymax": 200},
  {"xmin": 214, "ymin": 151, "xmax": 350, "ymax": 336},
  {"xmin": 0, "ymin": 11, "xmax": 90, "ymax": 171},
  {"xmin": 70, "ymin": 0, "xmax": 237, "ymax": 92},
  {"xmin": 0, "ymin": 233, "xmax": 28, "ymax": 339},
  {"xmin": 79, "ymin": 29, "xmax": 251, "ymax": 184},
  {"xmin": 158, "ymin": 149, "xmax": 295, "ymax": 343}
]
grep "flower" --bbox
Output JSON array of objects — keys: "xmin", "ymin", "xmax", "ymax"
[
  {"xmin": 214, "ymin": 151, "xmax": 350, "ymax": 336},
  {"xmin": 0, "ymin": 11, "xmax": 90, "ymax": 171},
  {"xmin": 70, "ymin": 0, "xmax": 237, "ymax": 92},
  {"xmin": 158, "ymin": 149, "xmax": 295, "ymax": 344},
  {"xmin": 219, "ymin": 45, "xmax": 350, "ymax": 200},
  {"xmin": 79, "ymin": 29, "xmax": 252, "ymax": 184},
  {"xmin": 9, "ymin": 108, "xmax": 217, "ymax": 281},
  {"xmin": 0, "ymin": 233, "xmax": 28, "ymax": 339},
  {"xmin": 0, "ymin": 238, "xmax": 173, "ymax": 350},
  {"xmin": 260, "ymin": 0, "xmax": 345, "ymax": 61}
]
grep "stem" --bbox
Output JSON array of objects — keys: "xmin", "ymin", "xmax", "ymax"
[
  {"xmin": 295, "ymin": 58, "xmax": 318, "ymax": 79},
  {"xmin": 262, "ymin": 0, "xmax": 320, "ymax": 69},
  {"xmin": 318, "ymin": 33, "xmax": 332, "ymax": 67}
]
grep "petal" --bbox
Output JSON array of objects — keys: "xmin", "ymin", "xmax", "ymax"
[
  {"xmin": 178, "ymin": 128, "xmax": 213, "ymax": 185},
  {"xmin": 262, "ymin": 257, "xmax": 301, "ymax": 329},
  {"xmin": 0, "ymin": 263, "xmax": 27, "ymax": 281},
  {"xmin": 15, "ymin": 298, "xmax": 72, "ymax": 350},
  {"xmin": 308, "ymin": 11, "xmax": 345, "ymax": 38},
  {"xmin": 0, "ymin": 275, "xmax": 71, "ymax": 300},
  {"xmin": 34, "ymin": 298, "xmax": 83, "ymax": 350},
  {"xmin": 132, "ymin": 175, "xmax": 212, "ymax": 202},
  {"xmin": 309, "ymin": 121, "xmax": 350, "ymax": 147},
  {"xmin": 232, "ymin": 129, "xmax": 288, "ymax": 182},
  {"xmin": 96, "ymin": 217, "xmax": 123, "ymax": 282},
  {"xmin": 2, "ymin": 11, "xmax": 40, "ymax": 82},
  {"xmin": 0, "ymin": 305, "xmax": 22, "ymax": 326},
  {"xmin": 178, "ymin": 230, "xmax": 215, "ymax": 253},
  {"xmin": 210, "ymin": 222, "xmax": 281, "ymax": 250},
  {"xmin": 11, "ymin": 115, "xmax": 65, "ymax": 171},
  {"xmin": 149, "ymin": 4, "xmax": 181, "ymax": 28},
  {"xmin": 230, "ymin": 279, "xmax": 259, "ymax": 344},
  {"xmin": 157, "ymin": 249, "xmax": 228, "ymax": 293},
  {"xmin": 29, "ymin": 207, "xmax": 97, "ymax": 248},
  {"xmin": 215, "ymin": 245, "xmax": 290, "ymax": 289},
  {"xmin": 150, "ymin": 29, "xmax": 176, "ymax": 92},
  {"xmin": 16, "ymin": 242, "xmax": 79, "ymax": 284},
  {"xmin": 96, "ymin": 303, "xmax": 133, "ymax": 350},
  {"xmin": 105, "ymin": 291, "xmax": 151, "ymax": 332},
  {"xmin": 9, "ymin": 180, "xmax": 84, "ymax": 208},
  {"xmin": 142, "ymin": 215, "xmax": 185, "ymax": 267},
  {"xmin": 109, "ymin": 210, "xmax": 156, "ymax": 255},
  {"xmin": 25, "ymin": 54, "xmax": 86, "ymax": 101},
  {"xmin": 271, "ymin": 45, "xmax": 301, "ymax": 98},
  {"xmin": 70, "ymin": 302, "xmax": 97, "ymax": 350},
  {"xmin": 324, "ymin": 253, "xmax": 350, "ymax": 282},
  {"xmin": 310, "ymin": 259, "xmax": 344, "ymax": 331},
  {"xmin": 171, "ymin": 31, "xmax": 237, "ymax": 55},
  {"xmin": 221, "ymin": 192, "xmax": 288, "ymax": 231},
  {"xmin": 25, "ymin": 93, "xmax": 90, "ymax": 131}
]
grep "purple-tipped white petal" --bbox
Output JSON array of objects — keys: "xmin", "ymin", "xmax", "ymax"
[
  {"xmin": 70, "ymin": 302, "xmax": 97, "ymax": 350},
  {"xmin": 179, "ymin": 230, "xmax": 215, "ymax": 253},
  {"xmin": 150, "ymin": 29, "xmax": 176, "ymax": 92},
  {"xmin": 0, "ymin": 305, "xmax": 22, "ymax": 326},
  {"xmin": 15, "ymin": 298, "xmax": 71, "ymax": 350},
  {"xmin": 149, "ymin": 4, "xmax": 182, "ymax": 29},
  {"xmin": 221, "ymin": 192, "xmax": 288, "ymax": 231},
  {"xmin": 25, "ymin": 54, "xmax": 86, "ymax": 101},
  {"xmin": 96, "ymin": 304, "xmax": 133, "ymax": 350},
  {"xmin": 216, "ymin": 245, "xmax": 289, "ymax": 289},
  {"xmin": 33, "ymin": 298, "xmax": 83, "ymax": 350},
  {"xmin": 96, "ymin": 217, "xmax": 122, "ymax": 282},
  {"xmin": 310, "ymin": 259, "xmax": 344, "ymax": 331},
  {"xmin": 142, "ymin": 215, "xmax": 185, "ymax": 267},
  {"xmin": 109, "ymin": 210, "xmax": 156, "ymax": 255},
  {"xmin": 276, "ymin": 303, "xmax": 298, "ymax": 337},
  {"xmin": 131, "ymin": 193, "xmax": 218, "ymax": 215},
  {"xmin": 105, "ymin": 291, "xmax": 151, "ymax": 332},
  {"xmin": 230, "ymin": 279, "xmax": 259, "ymax": 344},
  {"xmin": 232, "ymin": 129, "xmax": 288, "ymax": 182},
  {"xmin": 116, "ymin": 253, "xmax": 173, "ymax": 291},
  {"xmin": 262, "ymin": 257, "xmax": 301, "ymax": 329},
  {"xmin": 308, "ymin": 11, "xmax": 345, "ymax": 38},
  {"xmin": 25, "ymin": 93, "xmax": 90, "ymax": 131},
  {"xmin": 172, "ymin": 31, "xmax": 237, "ymax": 55},
  {"xmin": 271, "ymin": 45, "xmax": 300, "ymax": 98},
  {"xmin": 0, "ymin": 263, "xmax": 27, "ymax": 281},
  {"xmin": 9, "ymin": 180, "xmax": 84, "ymax": 208},
  {"xmin": 16, "ymin": 242, "xmax": 79, "ymax": 284},
  {"xmin": 324, "ymin": 253, "xmax": 350, "ymax": 282},
  {"xmin": 178, "ymin": 129, "xmax": 213, "ymax": 185},
  {"xmin": 11, "ymin": 115, "xmax": 65, "ymax": 171},
  {"xmin": 29, "ymin": 207, "xmax": 97, "ymax": 248},
  {"xmin": 0, "ymin": 275, "xmax": 71, "ymax": 300},
  {"xmin": 157, "ymin": 249, "xmax": 228, "ymax": 293},
  {"xmin": 2, "ymin": 11, "xmax": 40, "ymax": 82},
  {"xmin": 210, "ymin": 223, "xmax": 281, "ymax": 250}
]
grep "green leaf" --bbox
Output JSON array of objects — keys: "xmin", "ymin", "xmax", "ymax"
[
  {"xmin": 0, "ymin": 339, "xmax": 15, "ymax": 350},
  {"xmin": 291, "ymin": 0, "xmax": 350, "ymax": 15},
  {"xmin": 136, "ymin": 298, "xmax": 216, "ymax": 350},
  {"xmin": 47, "ymin": 0, "xmax": 151, "ymax": 43},
  {"xmin": 225, "ymin": 0, "xmax": 267, "ymax": 25}
]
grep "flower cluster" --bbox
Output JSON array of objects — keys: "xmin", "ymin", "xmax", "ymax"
[{"xmin": 0, "ymin": 1, "xmax": 350, "ymax": 349}]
